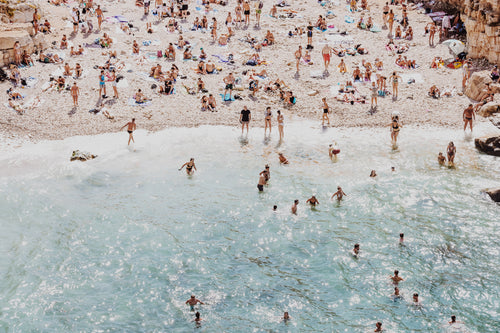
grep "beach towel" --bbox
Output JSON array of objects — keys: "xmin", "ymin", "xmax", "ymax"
[
  {"xmin": 310, "ymin": 70, "xmax": 324, "ymax": 78},
  {"xmin": 128, "ymin": 97, "xmax": 152, "ymax": 106},
  {"xmin": 370, "ymin": 25, "xmax": 382, "ymax": 33},
  {"xmin": 344, "ymin": 16, "xmax": 354, "ymax": 23},
  {"xmin": 25, "ymin": 76, "xmax": 38, "ymax": 88},
  {"xmin": 220, "ymin": 93, "xmax": 235, "ymax": 101},
  {"xmin": 84, "ymin": 42, "xmax": 102, "ymax": 48},
  {"xmin": 400, "ymin": 73, "xmax": 424, "ymax": 84}
]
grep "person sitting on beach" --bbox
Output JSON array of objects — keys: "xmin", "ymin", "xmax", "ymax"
[
  {"xmin": 430, "ymin": 56, "xmax": 443, "ymax": 69},
  {"xmin": 60, "ymin": 34, "xmax": 68, "ymax": 49},
  {"xmin": 303, "ymin": 50, "xmax": 313, "ymax": 65},
  {"xmin": 165, "ymin": 43, "xmax": 176, "ymax": 60},
  {"xmin": 100, "ymin": 33, "xmax": 113, "ymax": 48},
  {"xmin": 198, "ymin": 48, "xmax": 207, "ymax": 60},
  {"xmin": 219, "ymin": 34, "xmax": 229, "ymax": 46},
  {"xmin": 264, "ymin": 30, "xmax": 275, "ymax": 45},
  {"xmin": 70, "ymin": 46, "xmax": 78, "ymax": 56},
  {"xmin": 338, "ymin": 59, "xmax": 347, "ymax": 74},
  {"xmin": 22, "ymin": 50, "xmax": 33, "ymax": 66},
  {"xmin": 249, "ymin": 78, "xmax": 259, "ymax": 96},
  {"xmin": 183, "ymin": 47, "xmax": 192, "ymax": 60},
  {"xmin": 375, "ymin": 58, "xmax": 383, "ymax": 70},
  {"xmin": 64, "ymin": 63, "xmax": 73, "ymax": 76},
  {"xmin": 40, "ymin": 19, "xmax": 51, "ymax": 33},
  {"xmin": 195, "ymin": 61, "xmax": 206, "ymax": 74},
  {"xmin": 56, "ymin": 76, "xmax": 65, "ymax": 91},
  {"xmin": 404, "ymin": 26, "xmax": 413, "ymax": 40},
  {"xmin": 353, "ymin": 67, "xmax": 362, "ymax": 81},
  {"xmin": 200, "ymin": 95, "xmax": 209, "ymax": 110},
  {"xmin": 205, "ymin": 94, "xmax": 216, "ymax": 111},
  {"xmin": 177, "ymin": 35, "xmax": 186, "ymax": 48},
  {"xmin": 428, "ymin": 85, "xmax": 440, "ymax": 98},
  {"xmin": 134, "ymin": 89, "xmax": 146, "ymax": 103},
  {"xmin": 476, "ymin": 83, "xmax": 495, "ymax": 103},
  {"xmin": 490, "ymin": 65, "xmax": 499, "ymax": 82},
  {"xmin": 366, "ymin": 16, "xmax": 373, "ymax": 29},
  {"xmin": 278, "ymin": 153, "xmax": 289, "ymax": 164},
  {"xmin": 395, "ymin": 25, "xmax": 402, "ymax": 39}
]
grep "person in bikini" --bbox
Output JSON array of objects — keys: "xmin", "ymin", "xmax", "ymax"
[
  {"xmin": 294, "ymin": 46, "xmax": 302, "ymax": 73},
  {"xmin": 264, "ymin": 106, "xmax": 272, "ymax": 135},
  {"xmin": 179, "ymin": 158, "xmax": 197, "ymax": 175},
  {"xmin": 447, "ymin": 142, "xmax": 456, "ymax": 165},
  {"xmin": 95, "ymin": 5, "xmax": 104, "ymax": 30},
  {"xmin": 390, "ymin": 115, "xmax": 402, "ymax": 144},
  {"xmin": 120, "ymin": 119, "xmax": 136, "ymax": 146},
  {"xmin": 277, "ymin": 110, "xmax": 284, "ymax": 140}
]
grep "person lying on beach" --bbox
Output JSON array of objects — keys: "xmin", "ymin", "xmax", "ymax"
[
  {"xmin": 8, "ymin": 98, "xmax": 24, "ymax": 114},
  {"xmin": 133, "ymin": 40, "xmax": 140, "ymax": 54},
  {"xmin": 39, "ymin": 52, "xmax": 62, "ymax": 63},
  {"xmin": 134, "ymin": 89, "xmax": 147, "ymax": 103}
]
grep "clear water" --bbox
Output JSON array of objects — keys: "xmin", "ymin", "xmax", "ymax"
[{"xmin": 0, "ymin": 122, "xmax": 499, "ymax": 333}]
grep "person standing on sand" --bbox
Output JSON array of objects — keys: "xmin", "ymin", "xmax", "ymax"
[
  {"xmin": 389, "ymin": 72, "xmax": 401, "ymax": 99},
  {"xmin": 121, "ymin": 118, "xmax": 136, "ymax": 145},
  {"xmin": 388, "ymin": 10, "xmax": 394, "ymax": 36},
  {"xmin": 99, "ymin": 70, "xmax": 107, "ymax": 99},
  {"xmin": 321, "ymin": 97, "xmax": 330, "ymax": 126},
  {"xmin": 277, "ymin": 110, "xmax": 284, "ymax": 140},
  {"xmin": 370, "ymin": 81, "xmax": 378, "ymax": 107},
  {"xmin": 223, "ymin": 72, "xmax": 235, "ymax": 101},
  {"xmin": 240, "ymin": 105, "xmax": 251, "ymax": 134},
  {"xmin": 429, "ymin": 22, "xmax": 436, "ymax": 46},
  {"xmin": 95, "ymin": 5, "xmax": 104, "ymax": 30},
  {"xmin": 295, "ymin": 46, "xmax": 302, "ymax": 73},
  {"xmin": 243, "ymin": 1, "xmax": 251, "ymax": 26},
  {"xmin": 463, "ymin": 104, "xmax": 475, "ymax": 132},
  {"xmin": 70, "ymin": 82, "xmax": 80, "ymax": 107},
  {"xmin": 322, "ymin": 44, "xmax": 332, "ymax": 71},
  {"xmin": 110, "ymin": 69, "xmax": 118, "ymax": 99}
]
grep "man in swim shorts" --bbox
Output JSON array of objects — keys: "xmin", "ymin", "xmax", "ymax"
[
  {"xmin": 463, "ymin": 104, "xmax": 475, "ymax": 132},
  {"xmin": 120, "ymin": 118, "xmax": 136, "ymax": 145},
  {"xmin": 185, "ymin": 295, "xmax": 204, "ymax": 311},
  {"xmin": 257, "ymin": 173, "xmax": 266, "ymax": 192},
  {"xmin": 223, "ymin": 72, "xmax": 235, "ymax": 101},
  {"xmin": 322, "ymin": 44, "xmax": 332, "ymax": 71}
]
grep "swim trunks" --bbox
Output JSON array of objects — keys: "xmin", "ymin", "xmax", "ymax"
[
  {"xmin": 322, "ymin": 53, "xmax": 330, "ymax": 61},
  {"xmin": 127, "ymin": 130, "xmax": 133, "ymax": 134},
  {"xmin": 257, "ymin": 184, "xmax": 263, "ymax": 191},
  {"xmin": 225, "ymin": 83, "xmax": 233, "ymax": 89},
  {"xmin": 244, "ymin": 10, "xmax": 250, "ymax": 15}
]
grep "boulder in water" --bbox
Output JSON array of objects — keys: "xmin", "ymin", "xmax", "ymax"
[
  {"xmin": 484, "ymin": 188, "xmax": 500, "ymax": 202},
  {"xmin": 474, "ymin": 136, "xmax": 500, "ymax": 157},
  {"xmin": 70, "ymin": 150, "xmax": 97, "ymax": 162}
]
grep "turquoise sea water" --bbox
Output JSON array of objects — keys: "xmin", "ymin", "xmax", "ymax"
[{"xmin": 0, "ymin": 122, "xmax": 499, "ymax": 332}]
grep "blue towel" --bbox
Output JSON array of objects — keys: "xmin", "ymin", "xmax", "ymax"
[{"xmin": 220, "ymin": 93, "xmax": 235, "ymax": 101}]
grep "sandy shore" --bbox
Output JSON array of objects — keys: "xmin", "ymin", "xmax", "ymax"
[{"xmin": 1, "ymin": 0, "xmax": 495, "ymax": 142}]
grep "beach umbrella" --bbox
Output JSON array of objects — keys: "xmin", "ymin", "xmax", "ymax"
[{"xmin": 442, "ymin": 39, "xmax": 465, "ymax": 56}]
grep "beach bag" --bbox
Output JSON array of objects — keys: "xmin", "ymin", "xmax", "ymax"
[{"xmin": 157, "ymin": 50, "xmax": 162, "ymax": 58}]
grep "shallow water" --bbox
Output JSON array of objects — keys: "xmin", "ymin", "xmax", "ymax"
[{"xmin": 0, "ymin": 122, "xmax": 499, "ymax": 332}]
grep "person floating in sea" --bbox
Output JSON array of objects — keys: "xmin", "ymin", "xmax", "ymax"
[
  {"xmin": 412, "ymin": 293, "xmax": 421, "ymax": 307},
  {"xmin": 353, "ymin": 243, "xmax": 360, "ymax": 256},
  {"xmin": 194, "ymin": 311, "xmax": 202, "ymax": 326},
  {"xmin": 390, "ymin": 270, "xmax": 404, "ymax": 284},
  {"xmin": 331, "ymin": 186, "xmax": 347, "ymax": 200},
  {"xmin": 278, "ymin": 153, "xmax": 289, "ymax": 164},
  {"xmin": 329, "ymin": 143, "xmax": 340, "ymax": 160},
  {"xmin": 179, "ymin": 158, "xmax": 197, "ymax": 175},
  {"xmin": 438, "ymin": 152, "xmax": 446, "ymax": 166},
  {"xmin": 399, "ymin": 233, "xmax": 405, "ymax": 245},
  {"xmin": 306, "ymin": 195, "xmax": 319, "ymax": 206},
  {"xmin": 463, "ymin": 104, "xmax": 475, "ymax": 132},
  {"xmin": 391, "ymin": 287, "xmax": 401, "ymax": 300},
  {"xmin": 186, "ymin": 295, "xmax": 204, "ymax": 311},
  {"xmin": 374, "ymin": 321, "xmax": 383, "ymax": 332},
  {"xmin": 370, "ymin": 170, "xmax": 377, "ymax": 177},
  {"xmin": 283, "ymin": 311, "xmax": 290, "ymax": 322},
  {"xmin": 120, "ymin": 118, "xmax": 136, "ymax": 145},
  {"xmin": 447, "ymin": 142, "xmax": 456, "ymax": 166},
  {"xmin": 291, "ymin": 199, "xmax": 299, "ymax": 214}
]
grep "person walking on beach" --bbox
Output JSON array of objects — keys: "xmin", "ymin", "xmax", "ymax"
[
  {"xmin": 186, "ymin": 295, "xmax": 204, "ymax": 311},
  {"xmin": 240, "ymin": 105, "xmax": 251, "ymax": 134},
  {"xmin": 322, "ymin": 44, "xmax": 332, "ymax": 71},
  {"xmin": 264, "ymin": 106, "xmax": 272, "ymax": 136},
  {"xmin": 447, "ymin": 142, "xmax": 456, "ymax": 166},
  {"xmin": 322, "ymin": 97, "xmax": 330, "ymax": 126},
  {"xmin": 110, "ymin": 69, "xmax": 118, "ymax": 99},
  {"xmin": 331, "ymin": 186, "xmax": 346, "ymax": 200},
  {"xmin": 70, "ymin": 82, "xmax": 80, "ymax": 107},
  {"xmin": 223, "ymin": 72, "xmax": 235, "ymax": 101},
  {"xmin": 463, "ymin": 104, "xmax": 475, "ymax": 132},
  {"xmin": 277, "ymin": 110, "xmax": 284, "ymax": 140},
  {"xmin": 120, "ymin": 118, "xmax": 136, "ymax": 145},
  {"xmin": 99, "ymin": 70, "xmax": 107, "ymax": 99},
  {"xmin": 179, "ymin": 158, "xmax": 197, "ymax": 175},
  {"xmin": 295, "ymin": 46, "xmax": 302, "ymax": 73},
  {"xmin": 291, "ymin": 199, "xmax": 299, "ymax": 214},
  {"xmin": 389, "ymin": 72, "xmax": 401, "ymax": 99},
  {"xmin": 370, "ymin": 81, "xmax": 378, "ymax": 107}
]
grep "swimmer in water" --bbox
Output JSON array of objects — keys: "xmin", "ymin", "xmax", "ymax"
[
  {"xmin": 257, "ymin": 173, "xmax": 266, "ymax": 192},
  {"xmin": 390, "ymin": 270, "xmax": 404, "ymax": 284},
  {"xmin": 194, "ymin": 311, "xmax": 202, "ymax": 325},
  {"xmin": 449, "ymin": 315, "xmax": 463, "ymax": 325},
  {"xmin": 306, "ymin": 195, "xmax": 319, "ymax": 206},
  {"xmin": 179, "ymin": 158, "xmax": 197, "ymax": 175},
  {"xmin": 278, "ymin": 153, "xmax": 289, "ymax": 164},
  {"xmin": 412, "ymin": 293, "xmax": 421, "ymax": 306},
  {"xmin": 283, "ymin": 311, "xmax": 290, "ymax": 321},
  {"xmin": 399, "ymin": 233, "xmax": 404, "ymax": 244},
  {"xmin": 391, "ymin": 287, "xmax": 401, "ymax": 300},
  {"xmin": 353, "ymin": 243, "xmax": 360, "ymax": 256},
  {"xmin": 374, "ymin": 321, "xmax": 383, "ymax": 332},
  {"xmin": 186, "ymin": 295, "xmax": 204, "ymax": 311},
  {"xmin": 331, "ymin": 186, "xmax": 347, "ymax": 200},
  {"xmin": 438, "ymin": 152, "xmax": 446, "ymax": 166},
  {"xmin": 273, "ymin": 205, "xmax": 277, "ymax": 211},
  {"xmin": 291, "ymin": 199, "xmax": 299, "ymax": 214},
  {"xmin": 370, "ymin": 170, "xmax": 377, "ymax": 177},
  {"xmin": 260, "ymin": 165, "xmax": 271, "ymax": 182}
]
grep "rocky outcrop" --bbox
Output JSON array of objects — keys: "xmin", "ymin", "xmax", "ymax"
[
  {"xmin": 463, "ymin": 0, "xmax": 500, "ymax": 64},
  {"xmin": 478, "ymin": 102, "xmax": 500, "ymax": 116},
  {"xmin": 484, "ymin": 188, "xmax": 500, "ymax": 202},
  {"xmin": 70, "ymin": 150, "xmax": 98, "ymax": 162},
  {"xmin": 475, "ymin": 136, "xmax": 500, "ymax": 156},
  {"xmin": 0, "ymin": 1, "xmax": 46, "ymax": 68},
  {"xmin": 464, "ymin": 71, "xmax": 500, "ymax": 100}
]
